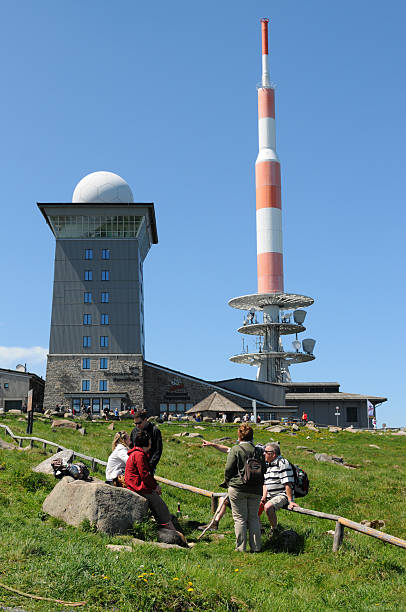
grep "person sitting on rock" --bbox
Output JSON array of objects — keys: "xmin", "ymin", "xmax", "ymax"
[
  {"xmin": 125, "ymin": 430, "xmax": 176, "ymax": 531},
  {"xmin": 105, "ymin": 431, "xmax": 131, "ymax": 486},
  {"xmin": 259, "ymin": 442, "xmax": 298, "ymax": 533}
]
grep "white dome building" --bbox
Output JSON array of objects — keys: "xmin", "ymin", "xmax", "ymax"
[{"xmin": 72, "ymin": 171, "xmax": 134, "ymax": 204}]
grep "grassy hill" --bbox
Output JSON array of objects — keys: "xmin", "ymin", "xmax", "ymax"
[{"xmin": 0, "ymin": 415, "xmax": 405, "ymax": 611}]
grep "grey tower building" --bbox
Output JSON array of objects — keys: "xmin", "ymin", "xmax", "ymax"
[{"xmin": 39, "ymin": 171, "xmax": 157, "ymax": 414}]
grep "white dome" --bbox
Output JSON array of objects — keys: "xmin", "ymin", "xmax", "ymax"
[{"xmin": 72, "ymin": 171, "xmax": 134, "ymax": 204}]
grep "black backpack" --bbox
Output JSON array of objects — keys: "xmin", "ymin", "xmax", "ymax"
[
  {"xmin": 51, "ymin": 459, "xmax": 91, "ymax": 481},
  {"xmin": 290, "ymin": 463, "xmax": 309, "ymax": 498},
  {"xmin": 240, "ymin": 444, "xmax": 265, "ymax": 486}
]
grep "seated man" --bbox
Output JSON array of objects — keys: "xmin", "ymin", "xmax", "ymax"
[
  {"xmin": 125, "ymin": 430, "xmax": 176, "ymax": 530},
  {"xmin": 260, "ymin": 442, "xmax": 298, "ymax": 531}
]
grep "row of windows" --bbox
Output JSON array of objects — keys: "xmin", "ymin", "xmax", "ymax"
[
  {"xmin": 83, "ymin": 314, "xmax": 109, "ymax": 325},
  {"xmin": 83, "ymin": 336, "xmax": 109, "ymax": 348},
  {"xmin": 159, "ymin": 403, "xmax": 194, "ymax": 414},
  {"xmin": 82, "ymin": 358, "xmax": 108, "ymax": 369},
  {"xmin": 84, "ymin": 292, "xmax": 109, "ymax": 303},
  {"xmin": 82, "ymin": 379, "xmax": 108, "ymax": 391},
  {"xmin": 85, "ymin": 249, "xmax": 110, "ymax": 260},
  {"xmin": 84, "ymin": 270, "xmax": 110, "ymax": 281}
]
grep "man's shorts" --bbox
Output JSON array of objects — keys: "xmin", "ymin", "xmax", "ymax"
[{"xmin": 266, "ymin": 492, "xmax": 289, "ymax": 510}]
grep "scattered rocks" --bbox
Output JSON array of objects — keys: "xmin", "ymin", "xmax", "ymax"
[
  {"xmin": 7, "ymin": 409, "xmax": 22, "ymax": 415},
  {"xmin": 360, "ymin": 519, "xmax": 386, "ymax": 530},
  {"xmin": 344, "ymin": 426, "xmax": 361, "ymax": 433},
  {"xmin": 368, "ymin": 444, "xmax": 380, "ymax": 449},
  {"xmin": 305, "ymin": 424, "xmax": 319, "ymax": 432},
  {"xmin": 329, "ymin": 426, "xmax": 342, "ymax": 433},
  {"xmin": 43, "ymin": 476, "xmax": 148, "ymax": 534},
  {"xmin": 106, "ymin": 544, "xmax": 132, "ymax": 552},
  {"xmin": 314, "ymin": 453, "xmax": 358, "ymax": 469},
  {"xmin": 391, "ymin": 431, "xmax": 406, "ymax": 436},
  {"xmin": 266, "ymin": 425, "xmax": 288, "ymax": 433},
  {"xmin": 78, "ymin": 427, "xmax": 86, "ymax": 436},
  {"xmin": 132, "ymin": 537, "xmax": 189, "ymax": 550},
  {"xmin": 0, "ymin": 437, "xmax": 18, "ymax": 450},
  {"xmin": 194, "ymin": 426, "xmax": 205, "ymax": 430},
  {"xmin": 107, "ymin": 423, "xmax": 115, "ymax": 430},
  {"xmin": 51, "ymin": 420, "xmax": 78, "ymax": 430},
  {"xmin": 291, "ymin": 424, "xmax": 300, "ymax": 432},
  {"xmin": 188, "ymin": 433, "xmax": 203, "ymax": 439}
]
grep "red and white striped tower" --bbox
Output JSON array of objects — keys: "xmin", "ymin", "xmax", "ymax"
[
  {"xmin": 256, "ymin": 18, "xmax": 283, "ymax": 294},
  {"xmin": 228, "ymin": 19, "xmax": 315, "ymax": 384}
]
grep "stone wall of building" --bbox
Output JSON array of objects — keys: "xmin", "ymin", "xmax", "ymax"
[
  {"xmin": 143, "ymin": 363, "xmax": 259, "ymax": 417},
  {"xmin": 43, "ymin": 354, "xmax": 144, "ymax": 412}
]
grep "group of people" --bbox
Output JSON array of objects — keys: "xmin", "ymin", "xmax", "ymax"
[
  {"xmin": 105, "ymin": 409, "xmax": 176, "ymax": 531},
  {"xmin": 105, "ymin": 413, "xmax": 298, "ymax": 552},
  {"xmin": 203, "ymin": 424, "xmax": 298, "ymax": 553}
]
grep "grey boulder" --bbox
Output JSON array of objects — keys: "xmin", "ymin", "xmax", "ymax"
[{"xmin": 42, "ymin": 476, "xmax": 148, "ymax": 534}]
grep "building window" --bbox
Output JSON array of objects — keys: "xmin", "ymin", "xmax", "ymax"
[
  {"xmin": 85, "ymin": 249, "xmax": 93, "ymax": 260},
  {"xmin": 84, "ymin": 292, "xmax": 92, "ymax": 304},
  {"xmin": 83, "ymin": 314, "xmax": 92, "ymax": 325},
  {"xmin": 83, "ymin": 336, "xmax": 91, "ymax": 348},
  {"xmin": 347, "ymin": 406, "xmax": 358, "ymax": 423},
  {"xmin": 82, "ymin": 358, "xmax": 90, "ymax": 369},
  {"xmin": 84, "ymin": 270, "xmax": 93, "ymax": 281},
  {"xmin": 100, "ymin": 358, "xmax": 108, "ymax": 369},
  {"xmin": 81, "ymin": 380, "xmax": 90, "ymax": 391},
  {"xmin": 102, "ymin": 249, "xmax": 110, "ymax": 260},
  {"xmin": 99, "ymin": 380, "xmax": 108, "ymax": 391},
  {"xmin": 101, "ymin": 270, "xmax": 110, "ymax": 281},
  {"xmin": 4, "ymin": 383, "xmax": 9, "ymax": 389},
  {"xmin": 101, "ymin": 313, "xmax": 109, "ymax": 325},
  {"xmin": 101, "ymin": 292, "xmax": 109, "ymax": 303},
  {"xmin": 100, "ymin": 336, "xmax": 109, "ymax": 348}
]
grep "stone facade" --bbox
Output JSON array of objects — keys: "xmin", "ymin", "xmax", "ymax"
[
  {"xmin": 143, "ymin": 362, "xmax": 271, "ymax": 417},
  {"xmin": 43, "ymin": 354, "xmax": 143, "ymax": 412}
]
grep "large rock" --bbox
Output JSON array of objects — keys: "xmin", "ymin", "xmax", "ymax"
[
  {"xmin": 305, "ymin": 424, "xmax": 319, "ymax": 432},
  {"xmin": 43, "ymin": 476, "xmax": 148, "ymax": 534},
  {"xmin": 266, "ymin": 425, "xmax": 288, "ymax": 433},
  {"xmin": 33, "ymin": 449, "xmax": 74, "ymax": 474},
  {"xmin": 7, "ymin": 409, "xmax": 22, "ymax": 415},
  {"xmin": 329, "ymin": 426, "xmax": 342, "ymax": 433},
  {"xmin": 0, "ymin": 436, "xmax": 18, "ymax": 450},
  {"xmin": 291, "ymin": 424, "xmax": 300, "ymax": 432},
  {"xmin": 391, "ymin": 430, "xmax": 406, "ymax": 436},
  {"xmin": 51, "ymin": 420, "xmax": 78, "ymax": 430}
]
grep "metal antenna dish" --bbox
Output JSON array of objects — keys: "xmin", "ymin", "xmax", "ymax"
[
  {"xmin": 293, "ymin": 309, "xmax": 306, "ymax": 325},
  {"xmin": 15, "ymin": 364, "xmax": 25, "ymax": 372},
  {"xmin": 302, "ymin": 338, "xmax": 316, "ymax": 355}
]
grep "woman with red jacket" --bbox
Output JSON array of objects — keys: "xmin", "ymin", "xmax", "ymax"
[{"xmin": 125, "ymin": 429, "xmax": 175, "ymax": 529}]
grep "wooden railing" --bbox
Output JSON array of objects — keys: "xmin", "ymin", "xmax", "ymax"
[{"xmin": 1, "ymin": 423, "xmax": 405, "ymax": 552}]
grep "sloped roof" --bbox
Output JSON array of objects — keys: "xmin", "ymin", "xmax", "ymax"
[
  {"xmin": 286, "ymin": 392, "xmax": 387, "ymax": 403},
  {"xmin": 185, "ymin": 392, "xmax": 246, "ymax": 414}
]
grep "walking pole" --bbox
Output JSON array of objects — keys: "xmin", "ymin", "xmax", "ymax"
[{"xmin": 198, "ymin": 495, "xmax": 228, "ymax": 540}]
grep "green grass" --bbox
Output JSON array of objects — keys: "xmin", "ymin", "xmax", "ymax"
[{"xmin": 0, "ymin": 415, "xmax": 406, "ymax": 611}]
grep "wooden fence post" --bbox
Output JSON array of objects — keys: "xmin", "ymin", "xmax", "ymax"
[
  {"xmin": 42, "ymin": 442, "xmax": 47, "ymax": 450},
  {"xmin": 333, "ymin": 520, "xmax": 345, "ymax": 552}
]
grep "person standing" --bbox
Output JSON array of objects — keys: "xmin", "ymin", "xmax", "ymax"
[
  {"xmin": 224, "ymin": 424, "xmax": 264, "ymax": 553},
  {"xmin": 130, "ymin": 409, "xmax": 163, "ymax": 474}
]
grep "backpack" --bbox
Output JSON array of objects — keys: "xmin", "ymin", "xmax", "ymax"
[
  {"xmin": 240, "ymin": 444, "xmax": 265, "ymax": 486},
  {"xmin": 290, "ymin": 463, "xmax": 309, "ymax": 498},
  {"xmin": 51, "ymin": 459, "xmax": 91, "ymax": 481}
]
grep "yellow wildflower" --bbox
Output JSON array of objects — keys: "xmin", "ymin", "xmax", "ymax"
[
  {"xmin": 173, "ymin": 577, "xmax": 179, "ymax": 581},
  {"xmin": 187, "ymin": 588, "xmax": 194, "ymax": 592}
]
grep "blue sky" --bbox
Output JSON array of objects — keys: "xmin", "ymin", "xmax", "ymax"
[{"xmin": 0, "ymin": 1, "xmax": 405, "ymax": 426}]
